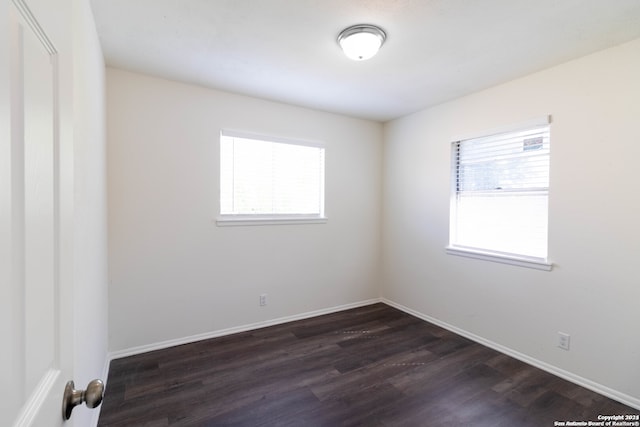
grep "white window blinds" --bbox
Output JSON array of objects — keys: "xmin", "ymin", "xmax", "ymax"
[
  {"xmin": 220, "ymin": 130, "xmax": 325, "ymax": 218},
  {"xmin": 451, "ymin": 123, "xmax": 550, "ymax": 259}
]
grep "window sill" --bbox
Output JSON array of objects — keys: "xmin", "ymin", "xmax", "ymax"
[
  {"xmin": 216, "ymin": 215, "xmax": 328, "ymax": 227},
  {"xmin": 445, "ymin": 246, "xmax": 553, "ymax": 271}
]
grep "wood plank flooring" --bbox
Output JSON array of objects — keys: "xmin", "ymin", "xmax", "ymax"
[{"xmin": 98, "ymin": 304, "xmax": 639, "ymax": 426}]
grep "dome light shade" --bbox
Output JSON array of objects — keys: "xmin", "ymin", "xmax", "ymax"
[{"xmin": 338, "ymin": 24, "xmax": 386, "ymax": 61}]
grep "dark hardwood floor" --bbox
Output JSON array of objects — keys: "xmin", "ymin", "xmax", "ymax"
[{"xmin": 98, "ymin": 304, "xmax": 639, "ymax": 426}]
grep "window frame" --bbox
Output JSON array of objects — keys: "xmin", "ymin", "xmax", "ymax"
[
  {"xmin": 216, "ymin": 129, "xmax": 327, "ymax": 226},
  {"xmin": 446, "ymin": 116, "xmax": 553, "ymax": 271}
]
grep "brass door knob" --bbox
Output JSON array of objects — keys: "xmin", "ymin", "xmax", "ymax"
[{"xmin": 62, "ymin": 379, "xmax": 104, "ymax": 420}]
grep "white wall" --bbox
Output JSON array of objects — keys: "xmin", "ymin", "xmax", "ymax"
[
  {"xmin": 383, "ymin": 38, "xmax": 640, "ymax": 406},
  {"xmin": 107, "ymin": 68, "xmax": 383, "ymax": 352},
  {"xmin": 72, "ymin": 0, "xmax": 108, "ymax": 425}
]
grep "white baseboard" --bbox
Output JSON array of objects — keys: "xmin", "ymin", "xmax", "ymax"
[
  {"xmin": 108, "ymin": 298, "xmax": 383, "ymax": 361},
  {"xmin": 382, "ymin": 298, "xmax": 640, "ymax": 411}
]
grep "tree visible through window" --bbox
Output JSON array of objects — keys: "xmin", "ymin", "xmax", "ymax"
[
  {"xmin": 219, "ymin": 130, "xmax": 325, "ymax": 221},
  {"xmin": 450, "ymin": 122, "xmax": 550, "ymax": 260}
]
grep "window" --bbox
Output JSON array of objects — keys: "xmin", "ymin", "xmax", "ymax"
[
  {"xmin": 447, "ymin": 118, "xmax": 552, "ymax": 270},
  {"xmin": 218, "ymin": 130, "xmax": 326, "ymax": 225}
]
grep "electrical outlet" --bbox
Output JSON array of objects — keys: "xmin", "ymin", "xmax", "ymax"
[
  {"xmin": 259, "ymin": 293, "xmax": 267, "ymax": 307},
  {"xmin": 558, "ymin": 332, "xmax": 570, "ymax": 350}
]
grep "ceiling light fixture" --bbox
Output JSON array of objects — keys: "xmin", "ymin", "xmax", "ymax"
[{"xmin": 337, "ymin": 24, "xmax": 386, "ymax": 61}]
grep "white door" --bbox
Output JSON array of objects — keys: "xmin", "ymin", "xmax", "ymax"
[{"xmin": 1, "ymin": 0, "xmax": 74, "ymax": 425}]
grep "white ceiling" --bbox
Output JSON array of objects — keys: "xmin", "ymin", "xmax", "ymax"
[{"xmin": 91, "ymin": 0, "xmax": 640, "ymax": 122}]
